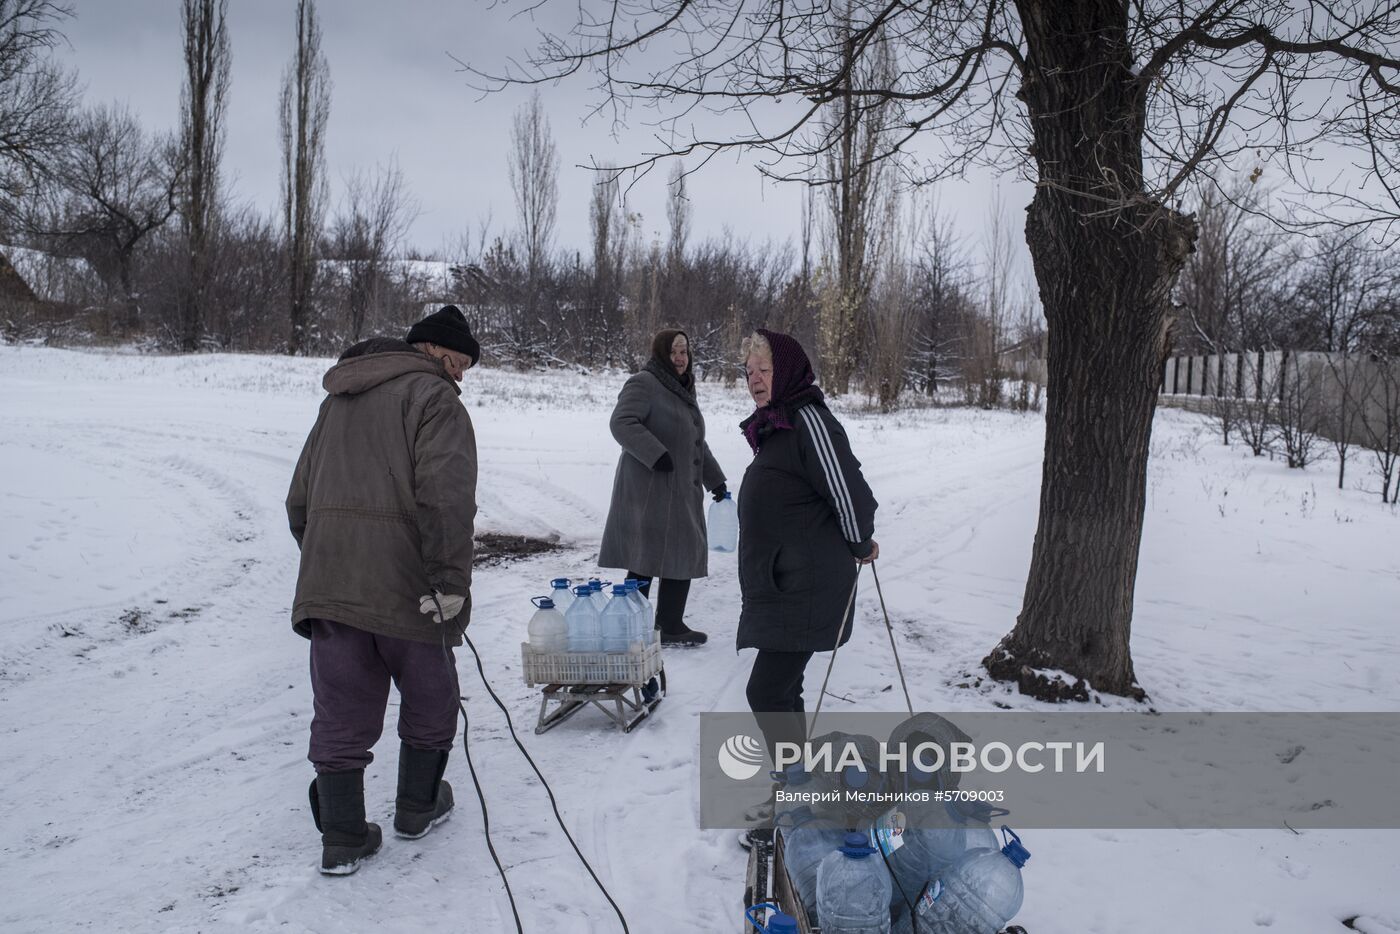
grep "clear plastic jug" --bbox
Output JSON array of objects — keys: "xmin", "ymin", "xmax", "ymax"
[{"xmin": 708, "ymin": 491, "xmax": 738, "ymax": 552}]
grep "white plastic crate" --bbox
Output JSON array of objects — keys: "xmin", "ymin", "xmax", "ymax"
[{"xmin": 521, "ymin": 641, "xmax": 663, "ymax": 686}]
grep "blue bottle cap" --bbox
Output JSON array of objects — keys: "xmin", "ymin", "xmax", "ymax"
[
  {"xmin": 839, "ymin": 831, "xmax": 876, "ymax": 858},
  {"xmin": 611, "ymin": 584, "xmax": 628, "ymax": 595},
  {"xmin": 590, "ymin": 580, "xmax": 604, "ymax": 591},
  {"xmin": 532, "ymin": 596, "xmax": 555, "ymax": 609},
  {"xmin": 745, "ymin": 904, "xmax": 798, "ymax": 934},
  {"xmin": 999, "ymin": 826, "xmax": 1030, "ymax": 868},
  {"xmin": 770, "ymin": 763, "xmax": 810, "ymax": 787},
  {"xmin": 766, "ymin": 911, "xmax": 798, "ymax": 934},
  {"xmin": 724, "ymin": 490, "xmax": 733, "ymax": 500},
  {"xmin": 573, "ymin": 585, "xmax": 592, "ymax": 597},
  {"xmin": 842, "ymin": 764, "xmax": 871, "ymax": 789}
]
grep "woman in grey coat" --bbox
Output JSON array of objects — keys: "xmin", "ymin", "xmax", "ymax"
[{"xmin": 599, "ymin": 329, "xmax": 727, "ymax": 645}]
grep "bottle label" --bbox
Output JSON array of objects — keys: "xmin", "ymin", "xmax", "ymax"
[{"xmin": 868, "ymin": 808, "xmax": 906, "ymax": 856}]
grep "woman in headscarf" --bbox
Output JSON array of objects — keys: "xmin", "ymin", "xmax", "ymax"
[
  {"xmin": 599, "ymin": 329, "xmax": 727, "ymax": 645},
  {"xmin": 736, "ymin": 329, "xmax": 879, "ymax": 756}
]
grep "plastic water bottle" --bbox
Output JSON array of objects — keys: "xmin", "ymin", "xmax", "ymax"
[
  {"xmin": 887, "ymin": 826, "xmax": 988, "ymax": 918},
  {"xmin": 888, "ymin": 804, "xmax": 998, "ymax": 916},
  {"xmin": 866, "ymin": 809, "xmax": 922, "ymax": 915},
  {"xmin": 601, "ymin": 585, "xmax": 634, "ymax": 653},
  {"xmin": 548, "ymin": 578, "xmax": 574, "ymax": 612},
  {"xmin": 886, "ymin": 827, "xmax": 951, "ymax": 916},
  {"xmin": 620, "ymin": 581, "xmax": 645, "ymax": 647},
  {"xmin": 816, "ymin": 832, "xmax": 892, "ymax": 933},
  {"xmin": 527, "ymin": 596, "xmax": 568, "ymax": 654},
  {"xmin": 565, "ymin": 585, "xmax": 602, "ymax": 654},
  {"xmin": 625, "ymin": 579, "xmax": 655, "ymax": 641},
  {"xmin": 745, "ymin": 903, "xmax": 799, "ymax": 934},
  {"xmin": 588, "ymin": 579, "xmax": 610, "ymax": 613},
  {"xmin": 779, "ymin": 808, "xmax": 848, "ymax": 914},
  {"xmin": 892, "ymin": 827, "xmax": 1030, "ymax": 934},
  {"xmin": 708, "ymin": 491, "xmax": 738, "ymax": 552}
]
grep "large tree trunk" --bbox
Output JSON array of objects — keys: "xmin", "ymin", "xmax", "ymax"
[{"xmin": 985, "ymin": 1, "xmax": 1197, "ymax": 702}]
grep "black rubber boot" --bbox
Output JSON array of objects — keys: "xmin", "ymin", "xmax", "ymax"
[
  {"xmin": 309, "ymin": 770, "xmax": 382, "ymax": 876},
  {"xmin": 393, "ymin": 743, "xmax": 454, "ymax": 839},
  {"xmin": 660, "ymin": 626, "xmax": 708, "ymax": 646}
]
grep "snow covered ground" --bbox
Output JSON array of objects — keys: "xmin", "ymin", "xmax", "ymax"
[{"xmin": 1, "ymin": 344, "xmax": 1397, "ymax": 933}]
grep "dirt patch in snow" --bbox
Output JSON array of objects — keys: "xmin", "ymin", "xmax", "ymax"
[{"xmin": 472, "ymin": 532, "xmax": 563, "ymax": 568}]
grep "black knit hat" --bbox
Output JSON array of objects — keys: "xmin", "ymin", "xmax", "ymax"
[{"xmin": 405, "ymin": 305, "xmax": 480, "ymax": 366}]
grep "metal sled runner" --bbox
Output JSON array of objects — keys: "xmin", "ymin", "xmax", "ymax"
[{"xmin": 520, "ymin": 642, "xmax": 665, "ymax": 733}]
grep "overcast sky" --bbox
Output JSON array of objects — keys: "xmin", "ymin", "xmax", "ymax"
[{"xmin": 53, "ymin": 0, "xmax": 1041, "ymax": 272}]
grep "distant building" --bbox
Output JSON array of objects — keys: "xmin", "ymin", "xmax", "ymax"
[
  {"xmin": 997, "ymin": 332, "xmax": 1047, "ymax": 385},
  {"xmin": 0, "ymin": 246, "xmax": 102, "ymax": 329}
]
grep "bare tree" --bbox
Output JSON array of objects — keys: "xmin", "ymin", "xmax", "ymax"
[
  {"xmin": 508, "ymin": 91, "xmax": 559, "ymax": 285},
  {"xmin": 587, "ymin": 168, "xmax": 626, "ymax": 364},
  {"xmin": 1286, "ymin": 231, "xmax": 1397, "ymax": 353},
  {"xmin": 1175, "ymin": 179, "xmax": 1285, "ymax": 354},
  {"xmin": 1357, "ymin": 354, "xmax": 1400, "ymax": 503},
  {"xmin": 205, "ymin": 204, "xmax": 285, "ymax": 350},
  {"xmin": 1276, "ymin": 351, "xmax": 1325, "ymax": 469},
  {"xmin": 329, "ymin": 159, "xmax": 418, "ymax": 344},
  {"xmin": 473, "ymin": 0, "xmax": 1400, "ymax": 700},
  {"xmin": 280, "ymin": 0, "xmax": 330, "ymax": 355},
  {"xmin": 1327, "ymin": 353, "xmax": 1370, "ymax": 489},
  {"xmin": 1237, "ymin": 351, "xmax": 1278, "ymax": 456},
  {"xmin": 0, "ymin": 0, "xmax": 75, "ymax": 203},
  {"xmin": 628, "ymin": 234, "xmax": 663, "ymax": 354},
  {"xmin": 1008, "ymin": 280, "xmax": 1045, "ymax": 412},
  {"xmin": 177, "ymin": 0, "xmax": 230, "ymax": 351},
  {"xmin": 26, "ymin": 104, "xmax": 180, "ymax": 334},
  {"xmin": 865, "ymin": 196, "xmax": 919, "ymax": 411},
  {"xmin": 665, "ymin": 161, "xmax": 690, "ymax": 268},
  {"xmin": 964, "ymin": 190, "xmax": 1016, "ymax": 408},
  {"xmin": 817, "ymin": 14, "xmax": 895, "ymax": 395},
  {"xmin": 1173, "ymin": 179, "xmax": 1289, "ymax": 444},
  {"xmin": 907, "ymin": 196, "xmax": 973, "ymax": 396},
  {"xmin": 799, "ymin": 183, "xmax": 815, "ymax": 285}
]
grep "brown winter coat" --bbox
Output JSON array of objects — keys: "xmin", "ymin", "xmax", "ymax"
[
  {"xmin": 286, "ymin": 338, "xmax": 478, "ymax": 646},
  {"xmin": 599, "ymin": 360, "xmax": 725, "ymax": 580}
]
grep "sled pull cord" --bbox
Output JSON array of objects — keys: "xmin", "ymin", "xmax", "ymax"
[{"xmin": 438, "ymin": 596, "xmax": 631, "ymax": 934}]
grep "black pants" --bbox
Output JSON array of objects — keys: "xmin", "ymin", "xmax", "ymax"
[
  {"xmin": 745, "ymin": 649, "xmax": 815, "ymax": 766},
  {"xmin": 625, "ymin": 572, "xmax": 692, "ymax": 634}
]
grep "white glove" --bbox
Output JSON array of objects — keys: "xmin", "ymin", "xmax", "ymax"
[{"xmin": 419, "ymin": 592, "xmax": 466, "ymax": 625}]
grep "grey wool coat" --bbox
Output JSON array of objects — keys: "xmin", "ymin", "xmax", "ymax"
[{"xmin": 599, "ymin": 361, "xmax": 726, "ymax": 580}]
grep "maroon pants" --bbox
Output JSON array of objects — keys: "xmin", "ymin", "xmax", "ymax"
[{"xmin": 307, "ymin": 618, "xmax": 461, "ymax": 773}]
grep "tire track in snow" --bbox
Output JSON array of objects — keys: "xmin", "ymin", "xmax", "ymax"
[{"xmin": 0, "ymin": 420, "xmax": 288, "ymax": 686}]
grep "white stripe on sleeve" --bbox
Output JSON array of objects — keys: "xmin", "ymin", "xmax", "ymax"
[{"xmin": 798, "ymin": 406, "xmax": 860, "ymax": 541}]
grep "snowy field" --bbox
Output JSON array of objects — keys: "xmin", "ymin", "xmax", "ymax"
[{"xmin": 1, "ymin": 344, "xmax": 1398, "ymax": 933}]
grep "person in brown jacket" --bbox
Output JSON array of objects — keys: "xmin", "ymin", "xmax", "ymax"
[{"xmin": 286, "ymin": 304, "xmax": 479, "ymax": 875}]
